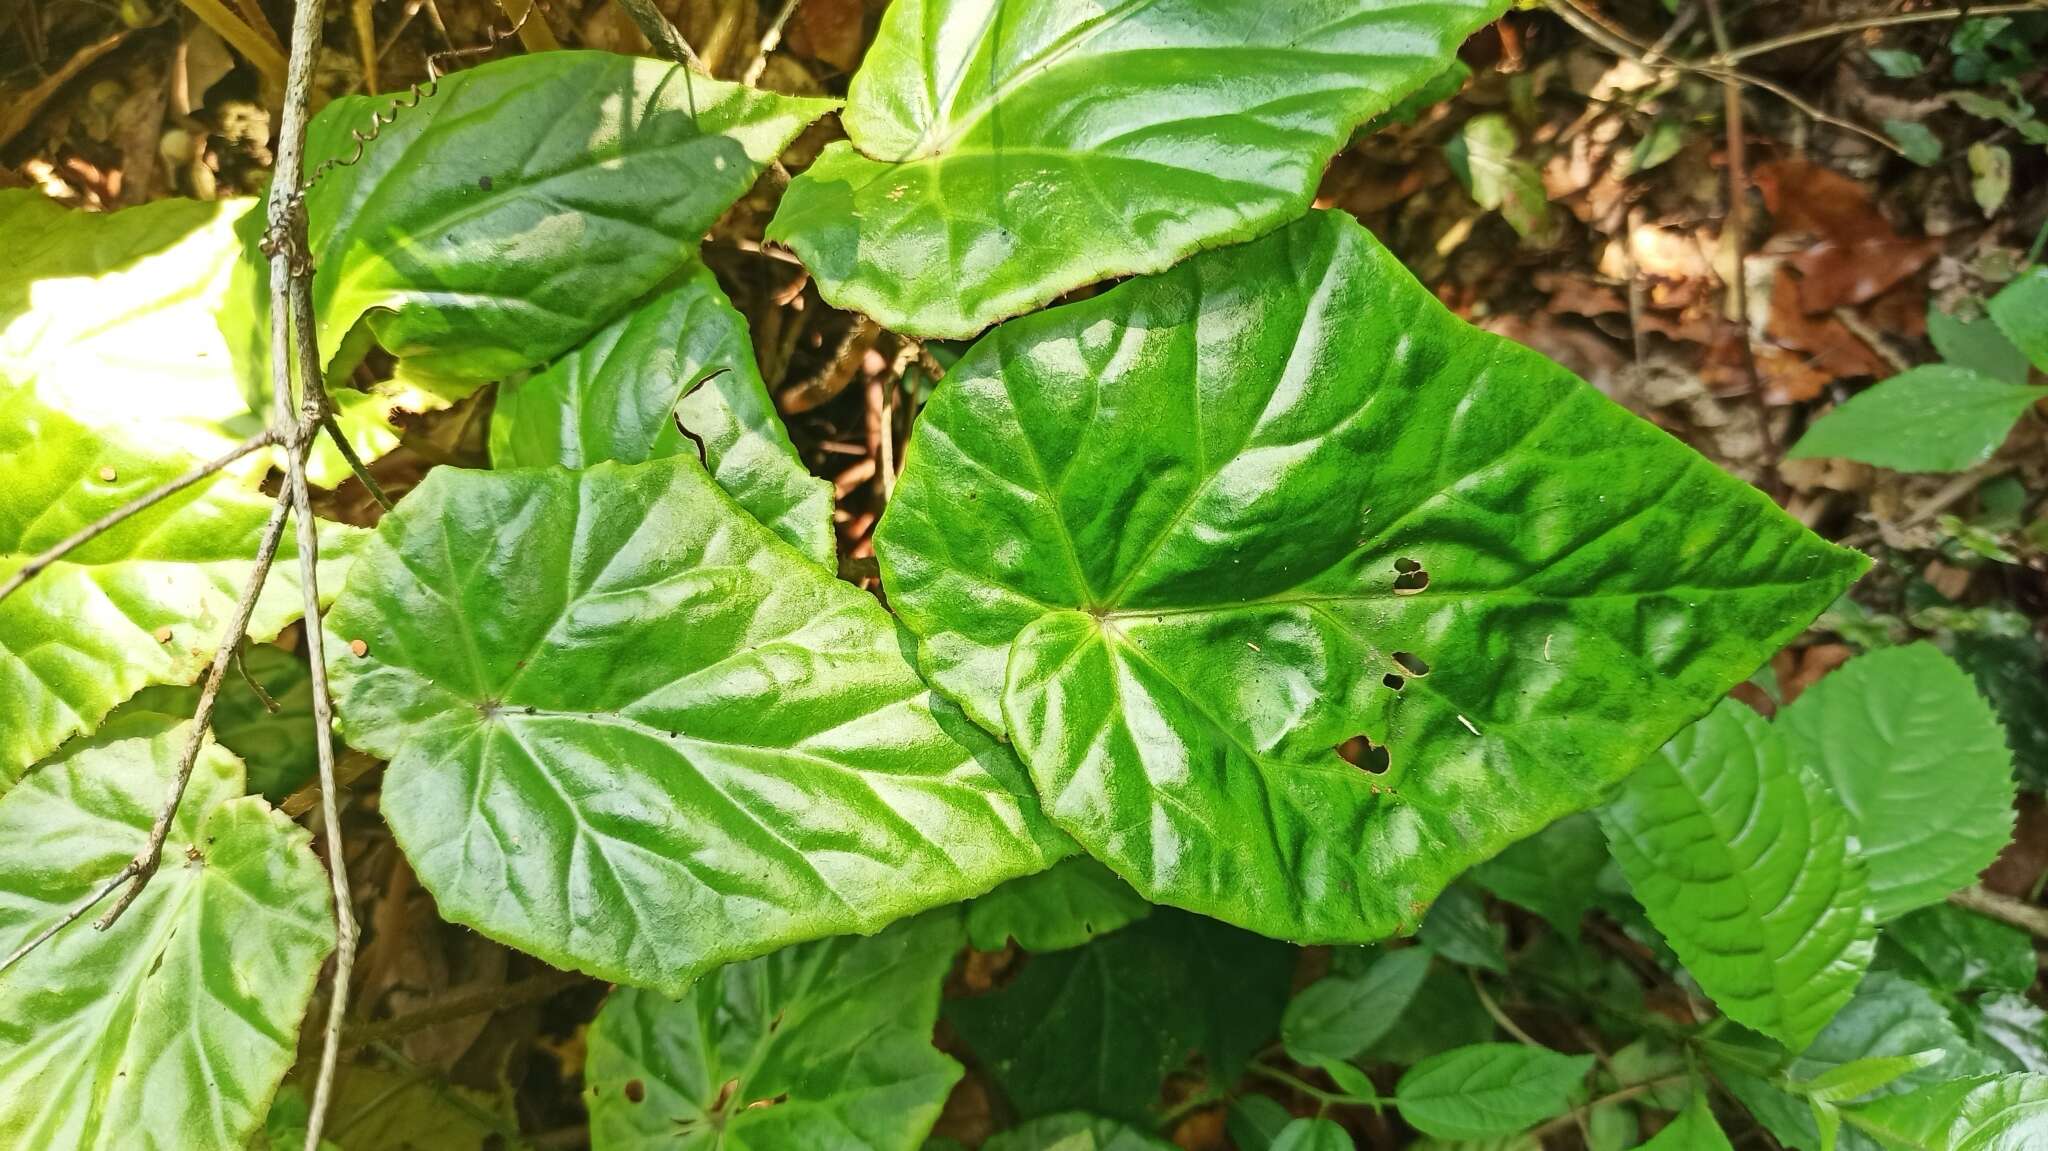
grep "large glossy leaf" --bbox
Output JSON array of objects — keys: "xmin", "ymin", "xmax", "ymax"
[
  {"xmin": 0, "ymin": 726, "xmax": 334, "ymax": 1150},
  {"xmin": 984, "ymin": 1114, "xmax": 1178, "ymax": 1151},
  {"xmin": 584, "ymin": 912, "xmax": 963, "ymax": 1151},
  {"xmin": 323, "ymin": 456, "xmax": 1067, "ymax": 993},
  {"xmin": 1777, "ymin": 644, "xmax": 2016, "ymax": 921},
  {"xmin": 1393, "ymin": 1044, "xmax": 1593, "ymax": 1140},
  {"xmin": 1842, "ymin": 1073, "xmax": 2048, "ymax": 1149},
  {"xmin": 0, "ymin": 381, "xmax": 362, "ymax": 789},
  {"xmin": 875, "ymin": 210, "xmax": 1865, "ymax": 942},
  {"xmin": 246, "ymin": 52, "xmax": 834, "ymax": 384},
  {"xmin": 966, "ymin": 856, "xmax": 1151, "ymax": 953},
  {"xmin": 1786, "ymin": 366, "xmax": 2047, "ymax": 474},
  {"xmin": 1598, "ymin": 701, "xmax": 1876, "ymax": 1051},
  {"xmin": 490, "ymin": 260, "xmax": 833, "ymax": 566},
  {"xmin": 767, "ymin": 0, "xmax": 1508, "ymax": 338},
  {"xmin": 948, "ymin": 909, "xmax": 1291, "ymax": 1121}
]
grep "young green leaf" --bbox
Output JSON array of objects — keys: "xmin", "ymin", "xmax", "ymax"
[
  {"xmin": 1795, "ymin": 1052, "xmax": 1949, "ymax": 1104},
  {"xmin": 1640, "ymin": 1096, "xmax": 1735, "ymax": 1151},
  {"xmin": 876, "ymin": 210, "xmax": 1864, "ymax": 944},
  {"xmin": 1787, "ymin": 365, "xmax": 2047, "ymax": 473},
  {"xmin": 1841, "ymin": 1073, "xmax": 2048, "ymax": 1148},
  {"xmin": 1789, "ymin": 973, "xmax": 1997, "ymax": 1106},
  {"xmin": 245, "ymin": 52, "xmax": 835, "ymax": 385},
  {"xmin": 948, "ymin": 910, "xmax": 1291, "ymax": 1121},
  {"xmin": 0, "ymin": 726, "xmax": 333, "ymax": 1150},
  {"xmin": 1447, "ymin": 114, "xmax": 1554, "ymax": 239},
  {"xmin": 1988, "ymin": 267, "xmax": 2048, "ymax": 372},
  {"xmin": 1776, "ymin": 644, "xmax": 2016, "ymax": 921},
  {"xmin": 0, "ymin": 382, "xmax": 362, "ymax": 789},
  {"xmin": 1419, "ymin": 885, "xmax": 1507, "ymax": 974},
  {"xmin": 584, "ymin": 912, "xmax": 964, "ymax": 1151},
  {"xmin": 1470, "ymin": 812, "xmax": 1607, "ymax": 935},
  {"xmin": 1271, "ymin": 1117, "xmax": 1356, "ymax": 1151},
  {"xmin": 1927, "ymin": 304, "xmax": 2031, "ymax": 386},
  {"xmin": 489, "ymin": 260, "xmax": 834, "ymax": 566},
  {"xmin": 966, "ymin": 856, "xmax": 1152, "ymax": 953},
  {"xmin": 984, "ymin": 1113, "xmax": 1179, "ymax": 1151},
  {"xmin": 1282, "ymin": 946, "xmax": 1434, "ymax": 1065},
  {"xmin": 768, "ymin": 0, "xmax": 1509, "ymax": 338},
  {"xmin": 1394, "ymin": 1044, "xmax": 1594, "ymax": 1140},
  {"xmin": 322, "ymin": 456, "xmax": 1069, "ymax": 995},
  {"xmin": 1598, "ymin": 702, "xmax": 1877, "ymax": 1051},
  {"xmin": 1880, "ymin": 904, "xmax": 2037, "ymax": 995}
]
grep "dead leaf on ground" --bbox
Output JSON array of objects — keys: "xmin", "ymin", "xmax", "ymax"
[{"xmin": 1753, "ymin": 158, "xmax": 1941, "ymax": 312}]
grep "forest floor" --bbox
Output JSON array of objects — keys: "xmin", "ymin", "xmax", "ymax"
[{"xmin": 4, "ymin": 0, "xmax": 2046, "ymax": 1147}]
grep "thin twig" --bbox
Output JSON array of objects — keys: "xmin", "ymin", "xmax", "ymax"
[
  {"xmin": 1702, "ymin": 0, "xmax": 1778, "ymax": 478},
  {"xmin": 0, "ymin": 483, "xmax": 295, "ymax": 976},
  {"xmin": 339, "ymin": 968, "xmax": 589, "ymax": 1053},
  {"xmin": 1469, "ymin": 971, "xmax": 1544, "ymax": 1048},
  {"xmin": 614, "ymin": 0, "xmax": 702, "ymax": 69},
  {"xmin": 263, "ymin": 0, "xmax": 357, "ymax": 1139},
  {"xmin": 1950, "ymin": 885, "xmax": 2048, "ymax": 940},
  {"xmin": 320, "ymin": 411, "xmax": 396, "ymax": 512},
  {"xmin": 0, "ymin": 430, "xmax": 276, "ymax": 606},
  {"xmin": 743, "ymin": 0, "xmax": 800, "ymax": 86},
  {"xmin": 1714, "ymin": 4, "xmax": 2048, "ymax": 65},
  {"xmin": 1530, "ymin": 1074, "xmax": 1693, "ymax": 1138}
]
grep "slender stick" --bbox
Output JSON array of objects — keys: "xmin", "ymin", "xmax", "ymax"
[
  {"xmin": 742, "ymin": 0, "xmax": 801, "ymax": 86},
  {"xmin": 1702, "ymin": 0, "xmax": 1777, "ymax": 472},
  {"xmin": 0, "ymin": 483, "xmax": 295, "ymax": 976},
  {"xmin": 1950, "ymin": 885, "xmax": 2048, "ymax": 941},
  {"xmin": 0, "ymin": 430, "xmax": 276, "ymax": 606},
  {"xmin": 338, "ymin": 968, "xmax": 589, "ymax": 1053},
  {"xmin": 614, "ymin": 0, "xmax": 702, "ymax": 68},
  {"xmin": 262, "ymin": 0, "xmax": 358, "ymax": 1141},
  {"xmin": 319, "ymin": 411, "xmax": 396, "ymax": 512},
  {"xmin": 1715, "ymin": 4, "xmax": 2048, "ymax": 65}
]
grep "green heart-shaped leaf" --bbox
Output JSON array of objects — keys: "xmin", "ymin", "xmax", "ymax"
[
  {"xmin": 768, "ymin": 0, "xmax": 1508, "ymax": 338},
  {"xmin": 239, "ymin": 52, "xmax": 835, "ymax": 385},
  {"xmin": 875, "ymin": 210, "xmax": 1865, "ymax": 942},
  {"xmin": 0, "ymin": 726, "xmax": 333, "ymax": 1150},
  {"xmin": 584, "ymin": 912, "xmax": 964, "ymax": 1151},
  {"xmin": 323, "ymin": 456, "xmax": 1068, "ymax": 993},
  {"xmin": 490, "ymin": 260, "xmax": 833, "ymax": 566}
]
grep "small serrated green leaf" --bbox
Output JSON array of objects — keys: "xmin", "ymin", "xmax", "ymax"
[
  {"xmin": 1395, "ymin": 1044, "xmax": 1593, "ymax": 1140},
  {"xmin": 1788, "ymin": 365, "xmax": 2048, "ymax": 473},
  {"xmin": 1282, "ymin": 947, "xmax": 1434, "ymax": 1065},
  {"xmin": 1928, "ymin": 304, "xmax": 2030, "ymax": 386},
  {"xmin": 1989, "ymin": 267, "xmax": 2048, "ymax": 372},
  {"xmin": 1880, "ymin": 903, "xmax": 2036, "ymax": 994},
  {"xmin": 1640, "ymin": 1095, "xmax": 1735, "ymax": 1150},
  {"xmin": 1598, "ymin": 701, "xmax": 1876, "ymax": 1051},
  {"xmin": 1272, "ymin": 1117, "xmax": 1356, "ymax": 1151},
  {"xmin": 1777, "ymin": 644, "xmax": 2016, "ymax": 921},
  {"xmin": 585, "ymin": 912, "xmax": 964, "ymax": 1151}
]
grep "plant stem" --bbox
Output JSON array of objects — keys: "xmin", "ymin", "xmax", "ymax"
[
  {"xmin": 1470, "ymin": 971, "xmax": 1544, "ymax": 1047},
  {"xmin": 1950, "ymin": 885, "xmax": 2048, "ymax": 940},
  {"xmin": 0, "ymin": 429, "xmax": 277, "ymax": 606},
  {"xmin": 178, "ymin": 0, "xmax": 289, "ymax": 89},
  {"xmin": 339, "ymin": 968, "xmax": 589, "ymax": 1052},
  {"xmin": 320, "ymin": 411, "xmax": 396, "ymax": 511},
  {"xmin": 1247, "ymin": 1062, "xmax": 1389, "ymax": 1109},
  {"xmin": 743, "ymin": 0, "xmax": 800, "ymax": 85},
  {"xmin": 1713, "ymin": 4, "xmax": 2048, "ymax": 65},
  {"xmin": 614, "ymin": 0, "xmax": 702, "ymax": 69},
  {"xmin": 1529, "ymin": 1073, "xmax": 1693, "ymax": 1138},
  {"xmin": 1701, "ymin": 0, "xmax": 1780, "ymax": 480}
]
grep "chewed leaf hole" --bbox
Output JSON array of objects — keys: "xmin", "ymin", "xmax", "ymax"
[
  {"xmin": 1383, "ymin": 673, "xmax": 1405, "ymax": 690},
  {"xmin": 1392, "ymin": 651, "xmax": 1430, "ymax": 677},
  {"xmin": 1393, "ymin": 557, "xmax": 1421, "ymax": 573},
  {"xmin": 1393, "ymin": 569, "xmax": 1431, "ymax": 594},
  {"xmin": 624, "ymin": 1079, "xmax": 646, "ymax": 1103},
  {"xmin": 1337, "ymin": 735, "xmax": 1391, "ymax": 774}
]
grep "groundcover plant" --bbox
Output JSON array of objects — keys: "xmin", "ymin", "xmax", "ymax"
[{"xmin": 2, "ymin": 1, "xmax": 2046, "ymax": 1149}]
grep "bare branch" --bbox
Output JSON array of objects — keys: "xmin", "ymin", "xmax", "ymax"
[
  {"xmin": 1950, "ymin": 884, "xmax": 2048, "ymax": 941},
  {"xmin": 614, "ymin": 0, "xmax": 702, "ymax": 69},
  {"xmin": 338, "ymin": 968, "xmax": 590, "ymax": 1054},
  {"xmin": 0, "ymin": 429, "xmax": 277, "ymax": 606},
  {"xmin": 320, "ymin": 411, "xmax": 397, "ymax": 512},
  {"xmin": 1713, "ymin": 4, "xmax": 2048, "ymax": 66},
  {"xmin": 743, "ymin": 0, "xmax": 801, "ymax": 86}
]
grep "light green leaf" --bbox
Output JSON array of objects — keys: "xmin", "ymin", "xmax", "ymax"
[
  {"xmin": 1884, "ymin": 120, "xmax": 1942, "ymax": 167},
  {"xmin": 0, "ymin": 381, "xmax": 362, "ymax": 790},
  {"xmin": 1272, "ymin": 1117, "xmax": 1356, "ymax": 1151},
  {"xmin": 1968, "ymin": 143, "xmax": 2013, "ymax": 218},
  {"xmin": 768, "ymin": 0, "xmax": 1509, "ymax": 338},
  {"xmin": 1420, "ymin": 884, "xmax": 1507, "ymax": 974},
  {"xmin": 1629, "ymin": 117, "xmax": 1688, "ymax": 173},
  {"xmin": 1641, "ymin": 1096, "xmax": 1735, "ymax": 1151},
  {"xmin": 323, "ymin": 456, "xmax": 1068, "ymax": 994},
  {"xmin": 586, "ymin": 912, "xmax": 963, "ymax": 1151},
  {"xmin": 1797, "ymin": 1053, "xmax": 1949, "ymax": 1104},
  {"xmin": 1927, "ymin": 305, "xmax": 2030, "ymax": 386},
  {"xmin": 1790, "ymin": 973, "xmax": 1996, "ymax": 1106},
  {"xmin": 101, "ymin": 643, "xmax": 317, "ymax": 800},
  {"xmin": 966, "ymin": 857, "xmax": 1151, "ymax": 953},
  {"xmin": 1867, "ymin": 49, "xmax": 1925, "ymax": 78},
  {"xmin": 1281, "ymin": 946, "xmax": 1433, "ymax": 1065},
  {"xmin": 1777, "ymin": 644, "xmax": 2016, "ymax": 921},
  {"xmin": 1881, "ymin": 904, "xmax": 2037, "ymax": 995},
  {"xmin": 0, "ymin": 726, "xmax": 334, "ymax": 1150},
  {"xmin": 295, "ymin": 1067, "xmax": 505, "ymax": 1151},
  {"xmin": 948, "ymin": 910, "xmax": 1291, "ymax": 1121},
  {"xmin": 1597, "ymin": 701, "xmax": 1877, "ymax": 1051},
  {"xmin": 877, "ymin": 210, "xmax": 1864, "ymax": 944},
  {"xmin": 1394, "ymin": 1044, "xmax": 1594, "ymax": 1140},
  {"xmin": 1841, "ymin": 1074, "xmax": 2048, "ymax": 1149},
  {"xmin": 1470, "ymin": 812, "xmax": 1607, "ymax": 935},
  {"xmin": 1789, "ymin": 365, "xmax": 2048, "ymax": 473},
  {"xmin": 244, "ymin": 52, "xmax": 835, "ymax": 385},
  {"xmin": 985, "ymin": 1113, "xmax": 1178, "ymax": 1151},
  {"xmin": 490, "ymin": 260, "xmax": 833, "ymax": 566},
  {"xmin": 1448, "ymin": 113, "xmax": 1553, "ymax": 239},
  {"xmin": 1988, "ymin": 268, "xmax": 2048, "ymax": 372}
]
